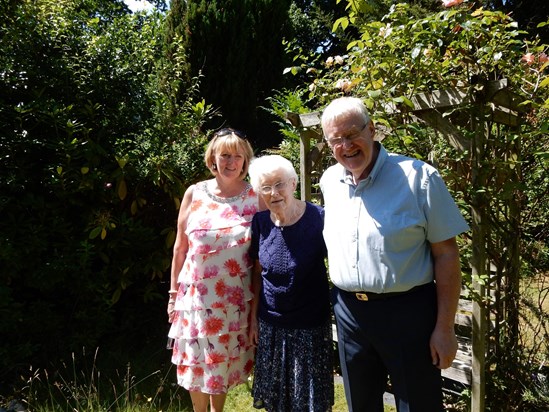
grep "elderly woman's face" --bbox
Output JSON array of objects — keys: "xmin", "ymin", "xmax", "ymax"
[{"xmin": 258, "ymin": 172, "xmax": 296, "ymax": 212}]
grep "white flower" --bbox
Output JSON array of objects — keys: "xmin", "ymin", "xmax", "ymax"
[{"xmin": 335, "ymin": 78, "xmax": 352, "ymax": 92}]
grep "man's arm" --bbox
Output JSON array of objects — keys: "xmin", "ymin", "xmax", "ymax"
[{"xmin": 430, "ymin": 237, "xmax": 462, "ymax": 369}]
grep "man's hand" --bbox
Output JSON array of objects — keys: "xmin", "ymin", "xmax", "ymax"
[{"xmin": 430, "ymin": 325, "xmax": 458, "ymax": 369}]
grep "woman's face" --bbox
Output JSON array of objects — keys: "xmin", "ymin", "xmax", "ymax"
[
  {"xmin": 213, "ymin": 149, "xmax": 245, "ymax": 181},
  {"xmin": 258, "ymin": 172, "xmax": 296, "ymax": 213}
]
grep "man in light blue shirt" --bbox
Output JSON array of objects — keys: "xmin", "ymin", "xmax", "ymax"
[{"xmin": 320, "ymin": 97, "xmax": 469, "ymax": 412}]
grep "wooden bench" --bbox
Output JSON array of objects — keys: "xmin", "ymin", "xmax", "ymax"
[{"xmin": 332, "ymin": 294, "xmax": 473, "ymax": 395}]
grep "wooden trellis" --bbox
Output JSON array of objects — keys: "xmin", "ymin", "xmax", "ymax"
[{"xmin": 287, "ymin": 79, "xmax": 527, "ymax": 412}]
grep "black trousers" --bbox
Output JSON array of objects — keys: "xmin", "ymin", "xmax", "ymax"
[{"xmin": 332, "ymin": 283, "xmax": 443, "ymax": 412}]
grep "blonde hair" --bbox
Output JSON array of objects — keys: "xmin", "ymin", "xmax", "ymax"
[{"xmin": 204, "ymin": 128, "xmax": 254, "ymax": 179}]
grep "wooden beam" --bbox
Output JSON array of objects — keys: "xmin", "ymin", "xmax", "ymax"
[{"xmin": 414, "ymin": 110, "xmax": 471, "ymax": 152}]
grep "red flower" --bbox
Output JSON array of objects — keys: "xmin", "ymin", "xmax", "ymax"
[
  {"xmin": 205, "ymin": 351, "xmax": 227, "ymax": 364},
  {"xmin": 190, "ymin": 199, "xmax": 203, "ymax": 212},
  {"xmin": 203, "ymin": 316, "xmax": 224, "ymax": 335},
  {"xmin": 215, "ymin": 279, "xmax": 227, "ymax": 297},
  {"xmin": 224, "ymin": 259, "xmax": 242, "ymax": 277},
  {"xmin": 226, "ymin": 286, "xmax": 244, "ymax": 310},
  {"xmin": 228, "ymin": 371, "xmax": 241, "ymax": 386},
  {"xmin": 193, "ymin": 366, "xmax": 204, "ymax": 377},
  {"xmin": 237, "ymin": 334, "xmax": 247, "ymax": 348},
  {"xmin": 204, "ymin": 265, "xmax": 220, "ymax": 279},
  {"xmin": 228, "ymin": 321, "xmax": 241, "ymax": 332},
  {"xmin": 218, "ymin": 334, "xmax": 230, "ymax": 345},
  {"xmin": 196, "ymin": 283, "xmax": 208, "ymax": 296},
  {"xmin": 244, "ymin": 359, "xmax": 254, "ymax": 374},
  {"xmin": 206, "ymin": 375, "xmax": 225, "ymax": 392}
]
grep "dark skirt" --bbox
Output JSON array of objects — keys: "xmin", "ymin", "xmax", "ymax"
[{"xmin": 252, "ymin": 318, "xmax": 334, "ymax": 412}]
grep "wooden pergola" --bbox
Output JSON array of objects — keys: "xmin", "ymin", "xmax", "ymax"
[{"xmin": 287, "ymin": 79, "xmax": 527, "ymax": 412}]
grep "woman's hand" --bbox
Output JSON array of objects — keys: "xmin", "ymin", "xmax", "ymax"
[
  {"xmin": 248, "ymin": 316, "xmax": 259, "ymax": 346},
  {"xmin": 167, "ymin": 300, "xmax": 176, "ymax": 323}
]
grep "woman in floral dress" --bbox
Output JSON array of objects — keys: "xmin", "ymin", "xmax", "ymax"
[{"xmin": 167, "ymin": 128, "xmax": 262, "ymax": 412}]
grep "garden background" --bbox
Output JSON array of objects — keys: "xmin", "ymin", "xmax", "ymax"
[{"xmin": 1, "ymin": 0, "xmax": 548, "ymax": 410}]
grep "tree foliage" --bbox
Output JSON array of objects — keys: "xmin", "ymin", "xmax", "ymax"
[
  {"xmin": 166, "ymin": 0, "xmax": 293, "ymax": 149},
  {"xmin": 0, "ymin": 0, "xmax": 208, "ymax": 392}
]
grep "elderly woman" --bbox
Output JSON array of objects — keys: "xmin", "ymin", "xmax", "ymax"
[{"xmin": 248, "ymin": 155, "xmax": 334, "ymax": 412}]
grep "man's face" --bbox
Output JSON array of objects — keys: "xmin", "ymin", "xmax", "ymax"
[{"xmin": 323, "ymin": 113, "xmax": 376, "ymax": 181}]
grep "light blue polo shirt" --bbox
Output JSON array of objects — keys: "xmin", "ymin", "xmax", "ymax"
[{"xmin": 320, "ymin": 144, "xmax": 469, "ymax": 293}]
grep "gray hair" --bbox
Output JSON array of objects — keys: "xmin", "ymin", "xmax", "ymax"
[
  {"xmin": 248, "ymin": 155, "xmax": 298, "ymax": 193},
  {"xmin": 320, "ymin": 97, "xmax": 371, "ymax": 138}
]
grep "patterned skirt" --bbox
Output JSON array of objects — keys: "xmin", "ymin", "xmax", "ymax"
[{"xmin": 252, "ymin": 318, "xmax": 334, "ymax": 412}]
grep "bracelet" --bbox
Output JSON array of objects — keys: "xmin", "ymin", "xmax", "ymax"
[
  {"xmin": 168, "ymin": 290, "xmax": 178, "ymax": 294},
  {"xmin": 168, "ymin": 300, "xmax": 175, "ymax": 304}
]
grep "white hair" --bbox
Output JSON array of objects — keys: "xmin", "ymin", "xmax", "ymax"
[{"xmin": 248, "ymin": 155, "xmax": 298, "ymax": 193}]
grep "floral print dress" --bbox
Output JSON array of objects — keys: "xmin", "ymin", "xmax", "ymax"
[{"xmin": 168, "ymin": 181, "xmax": 259, "ymax": 394}]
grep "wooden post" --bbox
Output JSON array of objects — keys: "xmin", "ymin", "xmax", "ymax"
[
  {"xmin": 299, "ymin": 128, "xmax": 312, "ymax": 201},
  {"xmin": 470, "ymin": 103, "xmax": 487, "ymax": 412}
]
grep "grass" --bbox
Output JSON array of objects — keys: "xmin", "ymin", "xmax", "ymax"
[
  {"xmin": 7, "ymin": 351, "xmax": 396, "ymax": 412},
  {"xmin": 225, "ymin": 381, "xmax": 396, "ymax": 412}
]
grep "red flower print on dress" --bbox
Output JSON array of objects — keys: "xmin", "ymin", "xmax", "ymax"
[
  {"xmin": 203, "ymin": 316, "xmax": 224, "ymax": 335},
  {"xmin": 215, "ymin": 279, "xmax": 227, "ymax": 297},
  {"xmin": 237, "ymin": 334, "xmax": 247, "ymax": 348},
  {"xmin": 242, "ymin": 204, "xmax": 257, "ymax": 216},
  {"xmin": 218, "ymin": 334, "xmax": 230, "ymax": 345},
  {"xmin": 193, "ymin": 366, "xmax": 204, "ymax": 377},
  {"xmin": 204, "ymin": 265, "xmax": 220, "ymax": 279},
  {"xmin": 228, "ymin": 371, "xmax": 241, "ymax": 386},
  {"xmin": 208, "ymin": 202, "xmax": 220, "ymax": 210},
  {"xmin": 196, "ymin": 244, "xmax": 213, "ymax": 255},
  {"xmin": 226, "ymin": 286, "xmax": 245, "ymax": 311},
  {"xmin": 220, "ymin": 208, "xmax": 237, "ymax": 220},
  {"xmin": 205, "ymin": 351, "xmax": 226, "ymax": 364},
  {"xmin": 199, "ymin": 218, "xmax": 212, "ymax": 229},
  {"xmin": 196, "ymin": 283, "xmax": 208, "ymax": 296},
  {"xmin": 178, "ymin": 365, "xmax": 189, "ymax": 375},
  {"xmin": 244, "ymin": 359, "xmax": 254, "ymax": 374},
  {"xmin": 191, "ymin": 267, "xmax": 201, "ymax": 282},
  {"xmin": 224, "ymin": 259, "xmax": 242, "ymax": 277},
  {"xmin": 228, "ymin": 321, "xmax": 241, "ymax": 332},
  {"xmin": 211, "ymin": 301, "xmax": 224, "ymax": 309},
  {"xmin": 189, "ymin": 323, "xmax": 199, "ymax": 338},
  {"xmin": 206, "ymin": 375, "xmax": 225, "ymax": 392},
  {"xmin": 194, "ymin": 229, "xmax": 208, "ymax": 240},
  {"xmin": 190, "ymin": 199, "xmax": 203, "ymax": 212}
]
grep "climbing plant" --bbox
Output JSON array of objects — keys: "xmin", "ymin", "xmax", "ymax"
[{"xmin": 275, "ymin": 1, "xmax": 549, "ymax": 410}]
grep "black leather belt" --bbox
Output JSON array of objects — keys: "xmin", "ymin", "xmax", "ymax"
[{"xmin": 341, "ymin": 282, "xmax": 432, "ymax": 301}]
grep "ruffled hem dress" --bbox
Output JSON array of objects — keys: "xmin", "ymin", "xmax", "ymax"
[{"xmin": 168, "ymin": 181, "xmax": 259, "ymax": 394}]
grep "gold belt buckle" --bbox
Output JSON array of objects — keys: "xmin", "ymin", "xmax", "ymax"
[{"xmin": 355, "ymin": 292, "xmax": 369, "ymax": 301}]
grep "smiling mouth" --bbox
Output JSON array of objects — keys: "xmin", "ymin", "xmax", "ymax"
[{"xmin": 343, "ymin": 149, "xmax": 360, "ymax": 158}]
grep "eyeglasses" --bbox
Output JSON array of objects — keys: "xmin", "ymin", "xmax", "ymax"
[
  {"xmin": 213, "ymin": 128, "xmax": 247, "ymax": 140},
  {"xmin": 260, "ymin": 179, "xmax": 291, "ymax": 195},
  {"xmin": 326, "ymin": 123, "xmax": 367, "ymax": 147}
]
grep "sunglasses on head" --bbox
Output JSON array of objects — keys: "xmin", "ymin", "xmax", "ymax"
[{"xmin": 213, "ymin": 128, "xmax": 247, "ymax": 140}]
